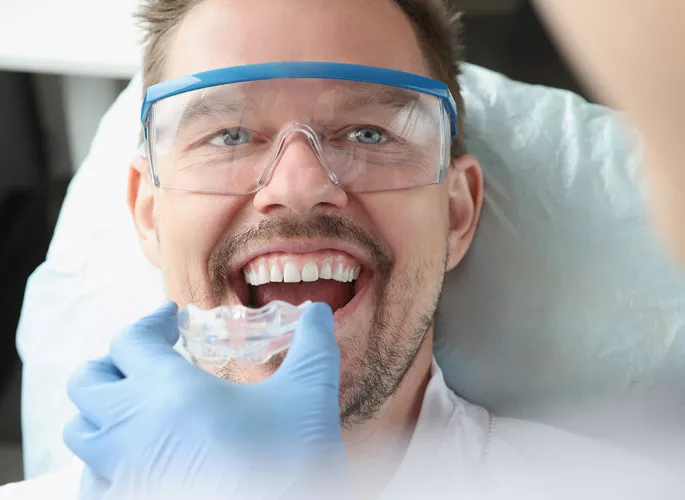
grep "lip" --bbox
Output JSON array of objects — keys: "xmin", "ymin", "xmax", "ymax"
[{"xmin": 231, "ymin": 239, "xmax": 376, "ymax": 274}]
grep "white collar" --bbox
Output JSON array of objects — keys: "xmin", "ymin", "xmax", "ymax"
[{"xmin": 377, "ymin": 359, "xmax": 493, "ymax": 499}]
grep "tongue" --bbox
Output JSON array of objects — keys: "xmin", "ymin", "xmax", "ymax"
[{"xmin": 250, "ymin": 281, "xmax": 354, "ymax": 312}]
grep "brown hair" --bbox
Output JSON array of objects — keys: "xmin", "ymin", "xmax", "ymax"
[{"xmin": 136, "ymin": 0, "xmax": 466, "ymax": 155}]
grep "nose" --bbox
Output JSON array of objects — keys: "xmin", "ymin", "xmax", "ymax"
[{"xmin": 253, "ymin": 133, "xmax": 348, "ymax": 214}]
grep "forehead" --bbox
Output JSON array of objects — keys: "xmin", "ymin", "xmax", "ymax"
[{"xmin": 165, "ymin": 0, "xmax": 431, "ymax": 81}]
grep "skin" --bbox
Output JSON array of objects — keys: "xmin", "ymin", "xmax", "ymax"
[
  {"xmin": 129, "ymin": 0, "xmax": 482, "ymax": 493},
  {"xmin": 533, "ymin": 0, "xmax": 685, "ymax": 263}
]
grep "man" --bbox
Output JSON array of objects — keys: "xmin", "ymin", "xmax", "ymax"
[
  {"xmin": 89, "ymin": 0, "xmax": 486, "ymax": 496},
  {"xmin": 1, "ymin": 0, "xmax": 680, "ymax": 499}
]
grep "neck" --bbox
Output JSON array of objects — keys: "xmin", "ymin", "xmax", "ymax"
[{"xmin": 342, "ymin": 329, "xmax": 435, "ymax": 496}]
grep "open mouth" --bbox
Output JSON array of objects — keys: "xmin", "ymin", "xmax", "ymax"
[{"xmin": 232, "ymin": 250, "xmax": 370, "ymax": 314}]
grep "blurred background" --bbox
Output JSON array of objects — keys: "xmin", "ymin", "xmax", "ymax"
[{"xmin": 0, "ymin": 0, "xmax": 590, "ymax": 486}]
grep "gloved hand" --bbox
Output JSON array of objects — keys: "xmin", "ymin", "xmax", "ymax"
[{"xmin": 63, "ymin": 302, "xmax": 347, "ymax": 500}]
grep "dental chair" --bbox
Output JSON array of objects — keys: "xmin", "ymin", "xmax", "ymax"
[{"xmin": 16, "ymin": 64, "xmax": 685, "ymax": 480}]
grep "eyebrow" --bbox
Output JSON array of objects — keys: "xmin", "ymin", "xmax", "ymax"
[
  {"xmin": 153, "ymin": 97, "xmax": 249, "ymax": 143},
  {"xmin": 330, "ymin": 86, "xmax": 425, "ymax": 113},
  {"xmin": 178, "ymin": 97, "xmax": 250, "ymax": 126}
]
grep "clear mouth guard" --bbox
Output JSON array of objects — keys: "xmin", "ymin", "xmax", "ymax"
[{"xmin": 178, "ymin": 301, "xmax": 311, "ymax": 367}]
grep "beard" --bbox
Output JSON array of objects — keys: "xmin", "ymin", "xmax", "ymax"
[
  {"xmin": 204, "ymin": 212, "xmax": 445, "ymax": 427},
  {"xmin": 337, "ymin": 269, "xmax": 438, "ymax": 427}
]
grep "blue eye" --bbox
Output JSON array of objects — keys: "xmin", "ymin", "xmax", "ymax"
[
  {"xmin": 210, "ymin": 128, "xmax": 251, "ymax": 146},
  {"xmin": 347, "ymin": 127, "xmax": 387, "ymax": 145}
]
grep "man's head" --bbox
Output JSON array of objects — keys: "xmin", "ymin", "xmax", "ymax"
[{"xmin": 129, "ymin": 0, "xmax": 483, "ymax": 426}]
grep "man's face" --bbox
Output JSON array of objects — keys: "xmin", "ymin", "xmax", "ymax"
[{"xmin": 130, "ymin": 0, "xmax": 482, "ymax": 425}]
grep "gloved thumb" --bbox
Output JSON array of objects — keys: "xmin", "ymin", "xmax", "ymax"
[
  {"xmin": 109, "ymin": 301, "xmax": 186, "ymax": 377},
  {"xmin": 135, "ymin": 301, "xmax": 181, "ymax": 345},
  {"xmin": 277, "ymin": 302, "xmax": 340, "ymax": 380}
]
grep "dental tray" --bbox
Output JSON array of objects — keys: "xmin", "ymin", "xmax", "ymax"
[{"xmin": 178, "ymin": 301, "xmax": 311, "ymax": 367}]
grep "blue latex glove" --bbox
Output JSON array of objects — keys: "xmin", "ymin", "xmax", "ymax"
[{"xmin": 63, "ymin": 302, "xmax": 347, "ymax": 500}]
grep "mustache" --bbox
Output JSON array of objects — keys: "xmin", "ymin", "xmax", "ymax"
[{"xmin": 209, "ymin": 213, "xmax": 392, "ymax": 300}]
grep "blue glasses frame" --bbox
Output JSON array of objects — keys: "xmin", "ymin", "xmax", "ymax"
[{"xmin": 140, "ymin": 61, "xmax": 459, "ymax": 139}]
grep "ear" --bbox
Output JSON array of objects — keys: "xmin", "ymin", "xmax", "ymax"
[
  {"xmin": 445, "ymin": 154, "xmax": 484, "ymax": 271},
  {"xmin": 128, "ymin": 155, "xmax": 162, "ymax": 268}
]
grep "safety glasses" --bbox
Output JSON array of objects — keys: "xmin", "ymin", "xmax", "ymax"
[{"xmin": 141, "ymin": 62, "xmax": 458, "ymax": 195}]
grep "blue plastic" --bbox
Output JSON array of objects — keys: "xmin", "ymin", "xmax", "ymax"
[{"xmin": 141, "ymin": 62, "xmax": 458, "ymax": 138}]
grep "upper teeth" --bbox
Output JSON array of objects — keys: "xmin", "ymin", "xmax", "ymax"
[{"xmin": 244, "ymin": 259, "xmax": 361, "ymax": 286}]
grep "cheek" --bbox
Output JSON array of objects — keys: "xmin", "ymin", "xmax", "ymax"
[
  {"xmin": 365, "ymin": 190, "xmax": 449, "ymax": 267},
  {"xmin": 156, "ymin": 193, "xmax": 243, "ymax": 304}
]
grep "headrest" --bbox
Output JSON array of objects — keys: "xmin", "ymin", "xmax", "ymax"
[{"xmin": 16, "ymin": 64, "xmax": 685, "ymax": 479}]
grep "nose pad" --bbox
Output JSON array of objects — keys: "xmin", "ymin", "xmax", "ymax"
[{"xmin": 257, "ymin": 123, "xmax": 340, "ymax": 189}]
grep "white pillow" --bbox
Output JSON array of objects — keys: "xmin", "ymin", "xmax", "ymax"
[
  {"xmin": 435, "ymin": 66, "xmax": 685, "ymax": 451},
  {"xmin": 16, "ymin": 64, "xmax": 685, "ymax": 479}
]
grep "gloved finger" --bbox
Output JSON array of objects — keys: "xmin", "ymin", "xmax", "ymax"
[
  {"xmin": 67, "ymin": 356, "xmax": 125, "ymax": 428},
  {"xmin": 110, "ymin": 301, "xmax": 187, "ymax": 377},
  {"xmin": 276, "ymin": 302, "xmax": 340, "ymax": 383},
  {"xmin": 78, "ymin": 467, "xmax": 110, "ymax": 500},
  {"xmin": 64, "ymin": 416, "xmax": 116, "ymax": 481}
]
